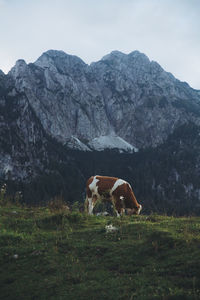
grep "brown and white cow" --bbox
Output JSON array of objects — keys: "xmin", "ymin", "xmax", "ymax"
[{"xmin": 85, "ymin": 175, "xmax": 142, "ymax": 216}]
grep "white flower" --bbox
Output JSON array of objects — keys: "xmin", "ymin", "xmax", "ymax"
[
  {"xmin": 105, "ymin": 224, "xmax": 118, "ymax": 233},
  {"xmin": 96, "ymin": 211, "xmax": 109, "ymax": 216}
]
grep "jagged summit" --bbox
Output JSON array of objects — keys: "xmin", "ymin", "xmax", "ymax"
[
  {"xmin": 4, "ymin": 48, "xmax": 200, "ymax": 153},
  {"xmin": 9, "ymin": 59, "xmax": 28, "ymax": 79},
  {"xmin": 100, "ymin": 50, "xmax": 151, "ymax": 68},
  {"xmin": 128, "ymin": 50, "xmax": 150, "ymax": 60},
  {"xmin": 12, "ymin": 59, "xmax": 27, "ymax": 69},
  {"xmin": 36, "ymin": 49, "xmax": 85, "ymax": 61},
  {"xmin": 1, "ymin": 48, "xmax": 200, "ymax": 212},
  {"xmin": 101, "ymin": 50, "xmax": 149, "ymax": 61},
  {"xmin": 35, "ymin": 49, "xmax": 86, "ymax": 69},
  {"xmin": 16, "ymin": 59, "xmax": 27, "ymax": 64},
  {"xmin": 101, "ymin": 50, "xmax": 126, "ymax": 60},
  {"xmin": 44, "ymin": 49, "xmax": 68, "ymax": 57}
]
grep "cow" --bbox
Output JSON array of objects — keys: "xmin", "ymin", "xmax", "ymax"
[{"xmin": 85, "ymin": 175, "xmax": 142, "ymax": 216}]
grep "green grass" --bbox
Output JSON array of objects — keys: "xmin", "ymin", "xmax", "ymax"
[{"xmin": 1, "ymin": 205, "xmax": 200, "ymax": 300}]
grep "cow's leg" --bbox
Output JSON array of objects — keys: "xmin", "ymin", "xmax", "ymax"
[
  {"xmin": 112, "ymin": 196, "xmax": 123, "ymax": 217},
  {"xmin": 88, "ymin": 197, "xmax": 94, "ymax": 215},
  {"xmin": 85, "ymin": 184, "xmax": 95, "ymax": 215},
  {"xmin": 85, "ymin": 187, "xmax": 92, "ymax": 214},
  {"xmin": 115, "ymin": 210, "xmax": 121, "ymax": 217},
  {"xmin": 87, "ymin": 194, "xmax": 98, "ymax": 215}
]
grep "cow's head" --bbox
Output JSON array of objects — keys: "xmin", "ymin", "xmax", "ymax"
[{"xmin": 126, "ymin": 204, "xmax": 142, "ymax": 215}]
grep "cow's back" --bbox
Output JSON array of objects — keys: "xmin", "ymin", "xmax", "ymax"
[{"xmin": 96, "ymin": 176, "xmax": 118, "ymax": 194}]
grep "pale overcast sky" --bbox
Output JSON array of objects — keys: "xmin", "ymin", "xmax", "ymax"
[{"xmin": 0, "ymin": 0, "xmax": 199, "ymax": 89}]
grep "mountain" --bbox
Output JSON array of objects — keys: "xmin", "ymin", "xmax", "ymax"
[
  {"xmin": 1, "ymin": 49, "xmax": 200, "ymax": 214},
  {"xmin": 8, "ymin": 50, "xmax": 200, "ymax": 150},
  {"xmin": 0, "ymin": 71, "xmax": 65, "ymax": 181}
]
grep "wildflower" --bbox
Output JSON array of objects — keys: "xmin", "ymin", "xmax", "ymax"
[
  {"xmin": 96, "ymin": 211, "xmax": 109, "ymax": 216},
  {"xmin": 15, "ymin": 191, "xmax": 23, "ymax": 204},
  {"xmin": 0, "ymin": 183, "xmax": 7, "ymax": 194},
  {"xmin": 0, "ymin": 183, "xmax": 7, "ymax": 204},
  {"xmin": 105, "ymin": 224, "xmax": 118, "ymax": 233}
]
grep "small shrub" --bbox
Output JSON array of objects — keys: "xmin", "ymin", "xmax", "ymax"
[
  {"xmin": 48, "ymin": 196, "xmax": 70, "ymax": 213},
  {"xmin": 14, "ymin": 191, "xmax": 23, "ymax": 206},
  {"xmin": 71, "ymin": 201, "xmax": 81, "ymax": 212},
  {"xmin": 66, "ymin": 211, "xmax": 85, "ymax": 224}
]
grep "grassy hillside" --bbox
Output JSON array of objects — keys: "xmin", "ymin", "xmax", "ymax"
[{"xmin": 0, "ymin": 204, "xmax": 200, "ymax": 300}]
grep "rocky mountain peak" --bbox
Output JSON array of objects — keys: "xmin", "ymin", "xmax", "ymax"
[
  {"xmin": 128, "ymin": 50, "xmax": 150, "ymax": 63},
  {"xmin": 5, "ymin": 49, "xmax": 200, "ymax": 152},
  {"xmin": 91, "ymin": 50, "xmax": 157, "ymax": 82},
  {"xmin": 101, "ymin": 50, "xmax": 126, "ymax": 61},
  {"xmin": 1, "ymin": 49, "xmax": 200, "ymax": 212},
  {"xmin": 9, "ymin": 59, "xmax": 27, "ymax": 79},
  {"xmin": 35, "ymin": 50, "xmax": 86, "ymax": 75}
]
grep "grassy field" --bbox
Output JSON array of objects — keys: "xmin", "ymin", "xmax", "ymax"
[{"xmin": 0, "ymin": 204, "xmax": 200, "ymax": 300}]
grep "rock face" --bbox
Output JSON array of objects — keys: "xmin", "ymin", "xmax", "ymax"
[
  {"xmin": 90, "ymin": 51, "xmax": 200, "ymax": 148},
  {"xmin": 1, "ymin": 49, "xmax": 200, "ymax": 213},
  {"xmin": 0, "ymin": 72, "xmax": 49, "ymax": 180},
  {"xmin": 9, "ymin": 51, "xmax": 112, "ymax": 147},
  {"xmin": 8, "ymin": 49, "xmax": 200, "ymax": 150},
  {"xmin": 1, "ymin": 49, "xmax": 200, "ymax": 183}
]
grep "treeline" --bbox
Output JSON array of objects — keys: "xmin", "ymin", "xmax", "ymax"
[{"xmin": 3, "ymin": 122, "xmax": 200, "ymax": 216}]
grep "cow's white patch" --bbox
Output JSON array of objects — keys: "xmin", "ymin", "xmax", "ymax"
[
  {"xmin": 115, "ymin": 210, "xmax": 120, "ymax": 217},
  {"xmin": 111, "ymin": 179, "xmax": 126, "ymax": 193},
  {"xmin": 137, "ymin": 204, "xmax": 142, "ymax": 215},
  {"xmin": 89, "ymin": 176, "xmax": 99, "ymax": 194}
]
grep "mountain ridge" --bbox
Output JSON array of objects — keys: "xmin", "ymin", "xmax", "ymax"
[
  {"xmin": 7, "ymin": 49, "xmax": 200, "ymax": 150},
  {"xmin": 1, "ymin": 49, "xmax": 200, "ymax": 213}
]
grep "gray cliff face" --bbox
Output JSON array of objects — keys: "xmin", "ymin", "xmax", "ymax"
[
  {"xmin": 8, "ymin": 49, "xmax": 200, "ymax": 150},
  {"xmin": 90, "ymin": 51, "xmax": 200, "ymax": 148},
  {"xmin": 1, "ymin": 50, "xmax": 200, "ymax": 211},
  {"xmin": 10, "ymin": 50, "xmax": 111, "ymax": 144},
  {"xmin": 0, "ymin": 74, "xmax": 50, "ymax": 180}
]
